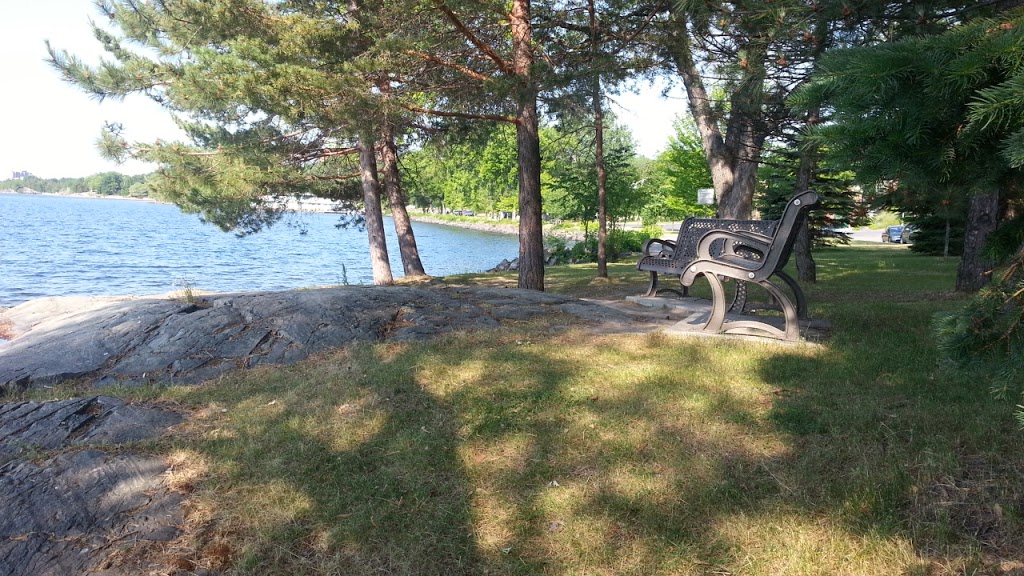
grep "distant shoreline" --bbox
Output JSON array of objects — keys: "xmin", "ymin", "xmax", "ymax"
[
  {"xmin": 0, "ymin": 190, "xmax": 583, "ymax": 241},
  {"xmin": 409, "ymin": 214, "xmax": 585, "ymax": 242},
  {"xmin": 0, "ymin": 189, "xmax": 166, "ymax": 204}
]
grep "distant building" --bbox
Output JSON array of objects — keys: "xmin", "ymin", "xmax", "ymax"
[{"xmin": 11, "ymin": 171, "xmax": 32, "ymax": 180}]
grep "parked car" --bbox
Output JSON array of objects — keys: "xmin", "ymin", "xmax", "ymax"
[{"xmin": 882, "ymin": 225, "xmax": 905, "ymax": 243}]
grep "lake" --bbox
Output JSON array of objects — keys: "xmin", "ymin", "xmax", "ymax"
[{"xmin": 0, "ymin": 193, "xmax": 520, "ymax": 308}]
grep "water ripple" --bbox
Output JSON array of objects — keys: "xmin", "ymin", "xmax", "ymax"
[{"xmin": 0, "ymin": 194, "xmax": 519, "ymax": 307}]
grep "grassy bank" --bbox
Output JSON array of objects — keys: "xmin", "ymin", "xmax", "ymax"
[{"xmin": 34, "ymin": 243, "xmax": 1024, "ymax": 574}]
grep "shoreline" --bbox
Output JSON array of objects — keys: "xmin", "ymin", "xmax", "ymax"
[
  {"xmin": 408, "ymin": 214, "xmax": 585, "ymax": 242},
  {"xmin": 0, "ymin": 189, "xmax": 167, "ymax": 204}
]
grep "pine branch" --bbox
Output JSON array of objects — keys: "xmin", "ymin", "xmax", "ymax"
[
  {"xmin": 402, "ymin": 105, "xmax": 517, "ymax": 124},
  {"xmin": 403, "ymin": 50, "xmax": 492, "ymax": 82},
  {"xmin": 430, "ymin": 0, "xmax": 514, "ymax": 77}
]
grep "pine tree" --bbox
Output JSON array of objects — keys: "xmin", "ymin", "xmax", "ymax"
[
  {"xmin": 48, "ymin": 0, "xmax": 431, "ymax": 284},
  {"xmin": 538, "ymin": 0, "xmax": 660, "ymax": 278},
  {"xmin": 388, "ymin": 0, "xmax": 547, "ymax": 290}
]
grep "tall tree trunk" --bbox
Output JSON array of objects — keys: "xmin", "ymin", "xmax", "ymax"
[
  {"xmin": 512, "ymin": 0, "xmax": 544, "ymax": 291},
  {"xmin": 723, "ymin": 120, "xmax": 765, "ymax": 219},
  {"xmin": 943, "ymin": 215, "xmax": 951, "ymax": 259},
  {"xmin": 668, "ymin": 15, "xmax": 768, "ymax": 219},
  {"xmin": 668, "ymin": 17, "xmax": 734, "ymax": 212},
  {"xmin": 359, "ymin": 136, "xmax": 394, "ymax": 286},
  {"xmin": 957, "ymin": 189, "xmax": 999, "ymax": 291},
  {"xmin": 590, "ymin": 0, "xmax": 608, "ymax": 278},
  {"xmin": 379, "ymin": 122, "xmax": 426, "ymax": 277},
  {"xmin": 793, "ymin": 108, "xmax": 820, "ymax": 283},
  {"xmin": 719, "ymin": 42, "xmax": 767, "ymax": 219}
]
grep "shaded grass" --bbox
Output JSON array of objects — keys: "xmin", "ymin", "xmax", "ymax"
[{"xmin": 37, "ymin": 244, "xmax": 1024, "ymax": 574}]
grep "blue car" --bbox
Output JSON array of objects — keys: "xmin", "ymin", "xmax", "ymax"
[{"xmin": 882, "ymin": 225, "xmax": 905, "ymax": 243}]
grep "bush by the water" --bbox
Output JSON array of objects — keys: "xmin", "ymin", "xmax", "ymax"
[{"xmin": 547, "ymin": 227, "xmax": 661, "ymax": 264}]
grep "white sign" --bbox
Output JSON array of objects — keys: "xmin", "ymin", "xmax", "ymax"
[{"xmin": 697, "ymin": 188, "xmax": 716, "ymax": 205}]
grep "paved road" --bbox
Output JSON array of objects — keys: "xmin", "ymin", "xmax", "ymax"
[{"xmin": 845, "ymin": 227, "xmax": 882, "ymax": 243}]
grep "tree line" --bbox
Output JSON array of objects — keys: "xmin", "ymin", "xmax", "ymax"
[
  {"xmin": 0, "ymin": 172, "xmax": 152, "ymax": 198},
  {"xmin": 46, "ymin": 0, "xmax": 1023, "ymax": 296}
]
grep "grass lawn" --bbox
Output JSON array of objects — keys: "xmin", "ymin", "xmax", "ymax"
[{"xmin": 31, "ymin": 243, "xmax": 1024, "ymax": 575}]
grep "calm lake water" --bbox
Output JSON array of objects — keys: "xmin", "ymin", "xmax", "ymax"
[{"xmin": 0, "ymin": 193, "xmax": 519, "ymax": 308}]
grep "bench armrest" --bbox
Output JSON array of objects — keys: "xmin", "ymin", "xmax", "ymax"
[
  {"xmin": 696, "ymin": 229, "xmax": 772, "ymax": 260},
  {"xmin": 730, "ymin": 230, "xmax": 773, "ymax": 244},
  {"xmin": 641, "ymin": 237, "xmax": 677, "ymax": 257}
]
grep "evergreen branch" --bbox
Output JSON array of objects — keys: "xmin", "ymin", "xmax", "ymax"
[
  {"xmin": 430, "ymin": 0, "xmax": 514, "ymax": 77},
  {"xmin": 290, "ymin": 147, "xmax": 361, "ymax": 163},
  {"xmin": 403, "ymin": 50, "xmax": 491, "ymax": 82},
  {"xmin": 402, "ymin": 105, "xmax": 517, "ymax": 124},
  {"xmin": 285, "ymin": 172, "xmax": 362, "ymax": 183},
  {"xmin": 618, "ymin": 4, "xmax": 662, "ymax": 47}
]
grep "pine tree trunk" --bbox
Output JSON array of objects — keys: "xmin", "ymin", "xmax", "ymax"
[
  {"xmin": 359, "ymin": 137, "xmax": 394, "ymax": 286},
  {"xmin": 590, "ymin": 0, "xmax": 608, "ymax": 279},
  {"xmin": 957, "ymin": 189, "xmax": 999, "ymax": 291},
  {"xmin": 379, "ymin": 123, "xmax": 426, "ymax": 277},
  {"xmin": 721, "ymin": 127, "xmax": 762, "ymax": 219},
  {"xmin": 512, "ymin": 0, "xmax": 544, "ymax": 291},
  {"xmin": 793, "ymin": 118, "xmax": 818, "ymax": 283},
  {"xmin": 943, "ymin": 216, "xmax": 951, "ymax": 259}
]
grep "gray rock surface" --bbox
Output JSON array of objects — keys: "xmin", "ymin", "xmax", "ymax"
[
  {"xmin": 0, "ymin": 396, "xmax": 184, "ymax": 576},
  {"xmin": 0, "ymin": 286, "xmax": 632, "ymax": 393}
]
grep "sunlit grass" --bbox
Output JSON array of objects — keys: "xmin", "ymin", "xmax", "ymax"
[{"xmin": 30, "ymin": 244, "xmax": 1024, "ymax": 574}]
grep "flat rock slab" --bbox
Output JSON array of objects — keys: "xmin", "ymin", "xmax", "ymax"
[
  {"xmin": 0, "ymin": 286, "xmax": 628, "ymax": 394},
  {"xmin": 623, "ymin": 295, "xmax": 831, "ymax": 342},
  {"xmin": 0, "ymin": 396, "xmax": 184, "ymax": 576}
]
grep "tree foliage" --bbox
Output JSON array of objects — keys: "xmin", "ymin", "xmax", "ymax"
[
  {"xmin": 795, "ymin": 6, "xmax": 1024, "ymax": 290},
  {"xmin": 548, "ymin": 122, "xmax": 645, "ymax": 228},
  {"xmin": 48, "ymin": 1, "xmax": 380, "ymax": 230}
]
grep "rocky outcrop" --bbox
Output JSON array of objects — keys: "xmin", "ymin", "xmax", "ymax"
[
  {"xmin": 0, "ymin": 286, "xmax": 626, "ymax": 394},
  {"xmin": 0, "ymin": 396, "xmax": 184, "ymax": 576}
]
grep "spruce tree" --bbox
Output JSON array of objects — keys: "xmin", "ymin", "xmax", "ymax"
[{"xmin": 796, "ymin": 6, "xmax": 1024, "ymax": 291}]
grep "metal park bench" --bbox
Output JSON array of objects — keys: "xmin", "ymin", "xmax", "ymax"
[
  {"xmin": 637, "ymin": 216, "xmax": 778, "ymax": 314},
  {"xmin": 679, "ymin": 190, "xmax": 819, "ymax": 341}
]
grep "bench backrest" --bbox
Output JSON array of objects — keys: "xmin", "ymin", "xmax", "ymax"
[{"xmin": 756, "ymin": 190, "xmax": 819, "ymax": 276}]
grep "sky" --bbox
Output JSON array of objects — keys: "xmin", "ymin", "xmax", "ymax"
[{"xmin": 0, "ymin": 0, "xmax": 687, "ymax": 180}]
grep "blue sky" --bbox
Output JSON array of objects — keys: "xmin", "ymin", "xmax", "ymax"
[{"xmin": 0, "ymin": 0, "xmax": 685, "ymax": 180}]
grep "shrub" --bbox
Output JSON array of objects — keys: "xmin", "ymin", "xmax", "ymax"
[
  {"xmin": 548, "ymin": 227, "xmax": 661, "ymax": 264},
  {"xmin": 935, "ymin": 247, "xmax": 1024, "ymax": 422}
]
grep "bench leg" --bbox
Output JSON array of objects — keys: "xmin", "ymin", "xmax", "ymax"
[
  {"xmin": 702, "ymin": 273, "xmax": 728, "ymax": 334},
  {"xmin": 758, "ymin": 279, "xmax": 800, "ymax": 340},
  {"xmin": 642, "ymin": 271, "xmax": 659, "ymax": 297},
  {"xmin": 774, "ymin": 270, "xmax": 808, "ymax": 320},
  {"xmin": 709, "ymin": 278, "xmax": 801, "ymax": 341},
  {"xmin": 644, "ymin": 272, "xmax": 685, "ymax": 298}
]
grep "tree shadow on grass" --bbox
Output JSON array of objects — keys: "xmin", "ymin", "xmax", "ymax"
[
  {"xmin": 179, "ymin": 319, "xmax": 811, "ymax": 575},
  {"xmin": 181, "ymin": 347, "xmax": 484, "ymax": 575},
  {"xmin": 173, "ymin": 291, "xmax": 1024, "ymax": 575}
]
